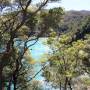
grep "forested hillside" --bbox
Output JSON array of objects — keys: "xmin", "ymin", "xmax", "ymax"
[
  {"xmin": 59, "ymin": 10, "xmax": 90, "ymax": 33},
  {"xmin": 42, "ymin": 10, "xmax": 90, "ymax": 36}
]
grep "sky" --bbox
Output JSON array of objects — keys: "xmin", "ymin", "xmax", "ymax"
[
  {"xmin": 46, "ymin": 0, "xmax": 90, "ymax": 11},
  {"xmin": 8, "ymin": 0, "xmax": 90, "ymax": 11}
]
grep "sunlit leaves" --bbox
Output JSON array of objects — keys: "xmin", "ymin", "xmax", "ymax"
[
  {"xmin": 43, "ymin": 24, "xmax": 89, "ymax": 88},
  {"xmin": 60, "ymin": 34, "xmax": 72, "ymax": 44},
  {"xmin": 81, "ymin": 77, "xmax": 90, "ymax": 86}
]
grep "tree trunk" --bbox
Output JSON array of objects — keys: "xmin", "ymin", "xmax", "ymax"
[
  {"xmin": 68, "ymin": 79, "xmax": 72, "ymax": 90},
  {"xmin": 13, "ymin": 82, "xmax": 17, "ymax": 90},
  {"xmin": 13, "ymin": 74, "xmax": 17, "ymax": 90},
  {"xmin": 64, "ymin": 77, "xmax": 68, "ymax": 90},
  {"xmin": 13, "ymin": 66, "xmax": 18, "ymax": 90},
  {"xmin": 0, "ymin": 66, "xmax": 3, "ymax": 90},
  {"xmin": 13, "ymin": 58, "xmax": 20, "ymax": 90},
  {"xmin": 7, "ymin": 76, "xmax": 13, "ymax": 90},
  {"xmin": 59, "ymin": 82, "xmax": 62, "ymax": 90}
]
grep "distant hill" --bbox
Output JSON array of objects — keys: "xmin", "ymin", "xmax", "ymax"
[
  {"xmin": 57, "ymin": 10, "xmax": 90, "ymax": 34},
  {"xmin": 64, "ymin": 10, "xmax": 90, "ymax": 22}
]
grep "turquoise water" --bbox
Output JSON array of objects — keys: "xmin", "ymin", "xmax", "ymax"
[
  {"xmin": 28, "ymin": 38, "xmax": 50, "ymax": 80},
  {"xmin": 14, "ymin": 38, "xmax": 49, "ymax": 80},
  {"xmin": 28, "ymin": 38, "xmax": 59, "ymax": 90},
  {"xmin": 12, "ymin": 38, "xmax": 59, "ymax": 90},
  {"xmin": 28, "ymin": 38, "xmax": 49, "ymax": 61}
]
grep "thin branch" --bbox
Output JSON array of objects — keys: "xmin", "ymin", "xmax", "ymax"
[{"xmin": 17, "ymin": 62, "xmax": 48, "ymax": 89}]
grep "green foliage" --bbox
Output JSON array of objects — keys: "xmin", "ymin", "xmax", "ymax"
[
  {"xmin": 43, "ymin": 15, "xmax": 90, "ymax": 89},
  {"xmin": 0, "ymin": 0, "xmax": 63, "ymax": 90},
  {"xmin": 81, "ymin": 77, "xmax": 90, "ymax": 86}
]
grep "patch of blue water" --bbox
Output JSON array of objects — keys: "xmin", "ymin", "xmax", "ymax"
[
  {"xmin": 27, "ymin": 38, "xmax": 50, "ymax": 80},
  {"xmin": 28, "ymin": 38, "xmax": 50, "ymax": 61}
]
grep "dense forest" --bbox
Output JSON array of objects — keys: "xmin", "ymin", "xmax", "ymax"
[
  {"xmin": 0, "ymin": 0, "xmax": 90, "ymax": 90},
  {"xmin": 43, "ymin": 10, "xmax": 90, "ymax": 90},
  {"xmin": 42, "ymin": 10, "xmax": 90, "ymax": 36}
]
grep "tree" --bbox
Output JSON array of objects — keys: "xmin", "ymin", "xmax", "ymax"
[
  {"xmin": 0, "ymin": 0, "xmax": 62, "ymax": 90},
  {"xmin": 43, "ymin": 16, "xmax": 90, "ymax": 90}
]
